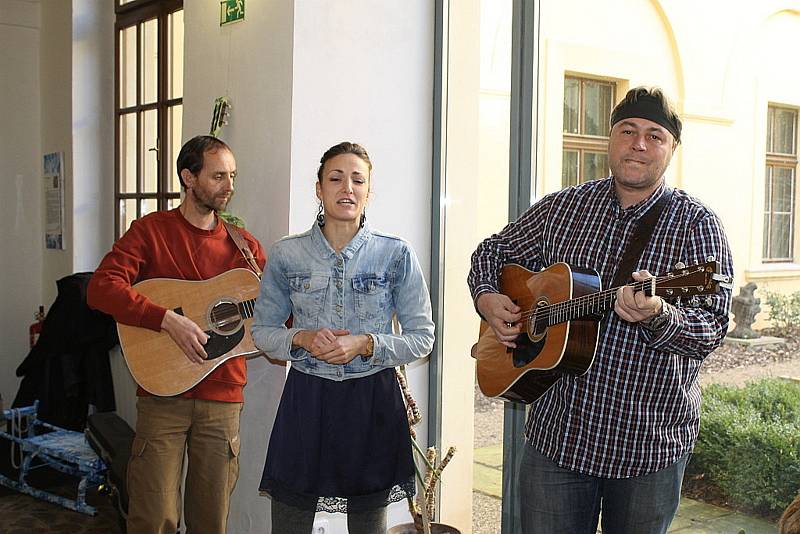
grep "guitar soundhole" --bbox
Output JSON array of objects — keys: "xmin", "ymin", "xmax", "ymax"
[
  {"xmin": 209, "ymin": 300, "xmax": 242, "ymax": 334},
  {"xmin": 529, "ymin": 299, "xmax": 549, "ymax": 341}
]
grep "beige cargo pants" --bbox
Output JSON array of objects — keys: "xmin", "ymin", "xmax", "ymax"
[{"xmin": 126, "ymin": 397, "xmax": 242, "ymax": 534}]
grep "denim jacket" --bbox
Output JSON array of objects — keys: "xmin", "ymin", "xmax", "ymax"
[{"xmin": 251, "ymin": 222, "xmax": 435, "ymax": 381}]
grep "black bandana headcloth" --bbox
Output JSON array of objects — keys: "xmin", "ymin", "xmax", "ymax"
[{"xmin": 610, "ymin": 93, "xmax": 682, "ymax": 143}]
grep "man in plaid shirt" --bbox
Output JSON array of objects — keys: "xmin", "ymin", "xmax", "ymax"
[{"xmin": 469, "ymin": 87, "xmax": 733, "ymax": 534}]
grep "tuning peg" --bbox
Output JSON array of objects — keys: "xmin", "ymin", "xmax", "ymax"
[
  {"xmin": 704, "ymin": 297, "xmax": 714, "ymax": 307},
  {"xmin": 706, "ymin": 255, "xmax": 715, "ymax": 262},
  {"xmin": 674, "ymin": 261, "xmax": 686, "ymax": 269}
]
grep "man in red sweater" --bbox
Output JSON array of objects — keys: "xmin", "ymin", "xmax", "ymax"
[{"xmin": 88, "ymin": 135, "xmax": 266, "ymax": 534}]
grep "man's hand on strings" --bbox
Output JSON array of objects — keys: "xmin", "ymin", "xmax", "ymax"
[
  {"xmin": 161, "ymin": 309, "xmax": 209, "ymax": 364},
  {"xmin": 477, "ymin": 292, "xmax": 522, "ymax": 348}
]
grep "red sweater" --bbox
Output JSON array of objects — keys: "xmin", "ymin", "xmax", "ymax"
[{"xmin": 87, "ymin": 208, "xmax": 267, "ymax": 402}]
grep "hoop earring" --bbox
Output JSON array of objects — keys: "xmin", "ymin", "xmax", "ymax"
[
  {"xmin": 316, "ymin": 203, "xmax": 325, "ymax": 227},
  {"xmin": 360, "ymin": 211, "xmax": 366, "ymax": 228}
]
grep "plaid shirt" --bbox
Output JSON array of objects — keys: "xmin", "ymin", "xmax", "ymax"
[{"xmin": 468, "ymin": 177, "xmax": 733, "ymax": 478}]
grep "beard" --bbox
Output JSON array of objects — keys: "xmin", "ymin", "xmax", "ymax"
[{"xmin": 191, "ymin": 187, "xmax": 230, "ymax": 213}]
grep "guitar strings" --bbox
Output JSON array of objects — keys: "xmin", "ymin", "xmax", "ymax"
[
  {"xmin": 517, "ymin": 278, "xmax": 646, "ymax": 321},
  {"xmin": 208, "ymin": 298, "xmax": 257, "ymax": 329},
  {"xmin": 238, "ymin": 298, "xmax": 257, "ymax": 318},
  {"xmin": 517, "ymin": 271, "xmax": 702, "ymax": 326}
]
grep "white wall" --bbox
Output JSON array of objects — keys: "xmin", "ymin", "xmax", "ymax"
[
  {"xmin": 289, "ymin": 1, "xmax": 434, "ymax": 252},
  {"xmin": 39, "ymin": 0, "xmax": 73, "ymax": 306},
  {"xmin": 0, "ymin": 0, "xmax": 42, "ymax": 405},
  {"xmin": 5, "ymin": 1, "xmax": 435, "ymax": 530},
  {"xmin": 0, "ymin": 0, "xmax": 112, "ymax": 408},
  {"xmin": 181, "ymin": 2, "xmax": 434, "ymax": 532},
  {"xmin": 72, "ymin": 0, "xmax": 114, "ymax": 272},
  {"xmin": 290, "ymin": 2, "xmax": 434, "ymax": 531},
  {"xmin": 183, "ymin": 2, "xmax": 294, "ymax": 250},
  {"xmin": 0, "ymin": 0, "xmax": 112, "ymax": 409},
  {"xmin": 182, "ymin": 3, "xmax": 295, "ymax": 533}
]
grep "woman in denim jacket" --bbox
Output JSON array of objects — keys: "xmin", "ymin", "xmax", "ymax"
[{"xmin": 251, "ymin": 142, "xmax": 435, "ymax": 534}]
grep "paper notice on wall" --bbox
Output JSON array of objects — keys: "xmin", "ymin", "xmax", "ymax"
[{"xmin": 43, "ymin": 152, "xmax": 65, "ymax": 250}]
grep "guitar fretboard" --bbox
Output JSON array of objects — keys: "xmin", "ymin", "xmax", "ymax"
[
  {"xmin": 523, "ymin": 280, "xmax": 653, "ymax": 328},
  {"xmin": 237, "ymin": 298, "xmax": 257, "ymax": 319}
]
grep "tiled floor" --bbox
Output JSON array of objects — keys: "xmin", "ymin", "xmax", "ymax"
[
  {"xmin": 0, "ymin": 476, "xmax": 122, "ymax": 534},
  {"xmin": 0, "ymin": 442, "xmax": 781, "ymax": 534},
  {"xmin": 0, "ymin": 438, "xmax": 122, "ymax": 534}
]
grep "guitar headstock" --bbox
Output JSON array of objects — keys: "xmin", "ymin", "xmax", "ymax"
[
  {"xmin": 210, "ymin": 96, "xmax": 231, "ymax": 137},
  {"xmin": 654, "ymin": 260, "xmax": 733, "ymax": 298}
]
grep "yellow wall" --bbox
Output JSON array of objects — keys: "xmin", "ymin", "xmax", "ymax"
[
  {"xmin": 438, "ymin": 1, "xmax": 481, "ymax": 530},
  {"xmin": 442, "ymin": 2, "xmax": 800, "ymax": 531},
  {"xmin": 533, "ymin": 0, "xmax": 800, "ymax": 325}
]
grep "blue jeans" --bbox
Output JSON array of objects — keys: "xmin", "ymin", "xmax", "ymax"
[{"xmin": 519, "ymin": 443, "xmax": 688, "ymax": 534}]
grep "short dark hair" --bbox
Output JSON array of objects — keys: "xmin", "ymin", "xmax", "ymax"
[
  {"xmin": 316, "ymin": 141, "xmax": 373, "ymax": 181},
  {"xmin": 611, "ymin": 87, "xmax": 682, "ymax": 144},
  {"xmin": 176, "ymin": 135, "xmax": 232, "ymax": 188}
]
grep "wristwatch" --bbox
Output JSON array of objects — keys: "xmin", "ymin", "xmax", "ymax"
[
  {"xmin": 642, "ymin": 301, "xmax": 671, "ymax": 331},
  {"xmin": 360, "ymin": 334, "xmax": 375, "ymax": 362}
]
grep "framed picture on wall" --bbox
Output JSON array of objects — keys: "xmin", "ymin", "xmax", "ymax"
[{"xmin": 43, "ymin": 152, "xmax": 65, "ymax": 250}]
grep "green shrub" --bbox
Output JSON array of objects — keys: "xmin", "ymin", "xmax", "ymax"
[
  {"xmin": 689, "ymin": 379, "xmax": 800, "ymax": 517},
  {"xmin": 763, "ymin": 290, "xmax": 800, "ymax": 332}
]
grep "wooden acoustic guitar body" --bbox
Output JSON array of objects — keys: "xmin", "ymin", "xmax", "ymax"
[
  {"xmin": 474, "ymin": 263, "xmax": 601, "ymax": 403},
  {"xmin": 117, "ymin": 268, "xmax": 261, "ymax": 396}
]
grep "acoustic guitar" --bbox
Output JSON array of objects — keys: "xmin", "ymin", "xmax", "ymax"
[
  {"xmin": 472, "ymin": 261, "xmax": 731, "ymax": 404},
  {"xmin": 117, "ymin": 268, "xmax": 261, "ymax": 396}
]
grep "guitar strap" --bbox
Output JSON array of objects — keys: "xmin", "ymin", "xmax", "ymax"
[
  {"xmin": 610, "ymin": 188, "xmax": 673, "ymax": 289},
  {"xmin": 222, "ymin": 221, "xmax": 263, "ymax": 278}
]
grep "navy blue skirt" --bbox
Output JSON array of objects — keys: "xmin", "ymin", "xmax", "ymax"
[{"xmin": 260, "ymin": 367, "xmax": 416, "ymax": 513}]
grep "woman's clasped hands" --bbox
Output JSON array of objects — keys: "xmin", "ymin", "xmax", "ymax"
[{"xmin": 294, "ymin": 328, "xmax": 370, "ymax": 365}]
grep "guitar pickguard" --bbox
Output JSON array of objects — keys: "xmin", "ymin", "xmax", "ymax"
[
  {"xmin": 512, "ymin": 330, "xmax": 546, "ymax": 368},
  {"xmin": 203, "ymin": 328, "xmax": 245, "ymax": 360}
]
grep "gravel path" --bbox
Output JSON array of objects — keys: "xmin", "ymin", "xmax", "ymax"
[
  {"xmin": 471, "ymin": 331, "xmax": 800, "ymax": 534},
  {"xmin": 699, "ymin": 331, "xmax": 799, "ymax": 388}
]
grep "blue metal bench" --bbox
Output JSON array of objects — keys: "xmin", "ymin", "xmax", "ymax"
[{"xmin": 0, "ymin": 401, "xmax": 107, "ymax": 515}]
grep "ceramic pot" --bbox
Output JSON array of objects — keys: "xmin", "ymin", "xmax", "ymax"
[{"xmin": 387, "ymin": 522, "xmax": 461, "ymax": 534}]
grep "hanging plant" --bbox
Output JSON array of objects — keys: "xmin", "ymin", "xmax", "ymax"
[{"xmin": 217, "ymin": 210, "xmax": 245, "ymax": 228}]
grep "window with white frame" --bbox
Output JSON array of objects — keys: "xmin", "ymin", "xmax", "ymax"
[
  {"xmin": 764, "ymin": 105, "xmax": 797, "ymax": 262},
  {"xmin": 562, "ymin": 76, "xmax": 615, "ymax": 188}
]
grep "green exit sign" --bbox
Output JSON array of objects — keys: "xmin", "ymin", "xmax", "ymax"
[{"xmin": 220, "ymin": 0, "xmax": 245, "ymax": 26}]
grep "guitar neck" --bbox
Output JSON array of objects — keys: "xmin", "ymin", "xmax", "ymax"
[
  {"xmin": 542, "ymin": 280, "xmax": 651, "ymax": 326},
  {"xmin": 237, "ymin": 298, "xmax": 257, "ymax": 319}
]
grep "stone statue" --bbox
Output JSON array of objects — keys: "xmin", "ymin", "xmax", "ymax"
[{"xmin": 729, "ymin": 282, "xmax": 761, "ymax": 339}]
